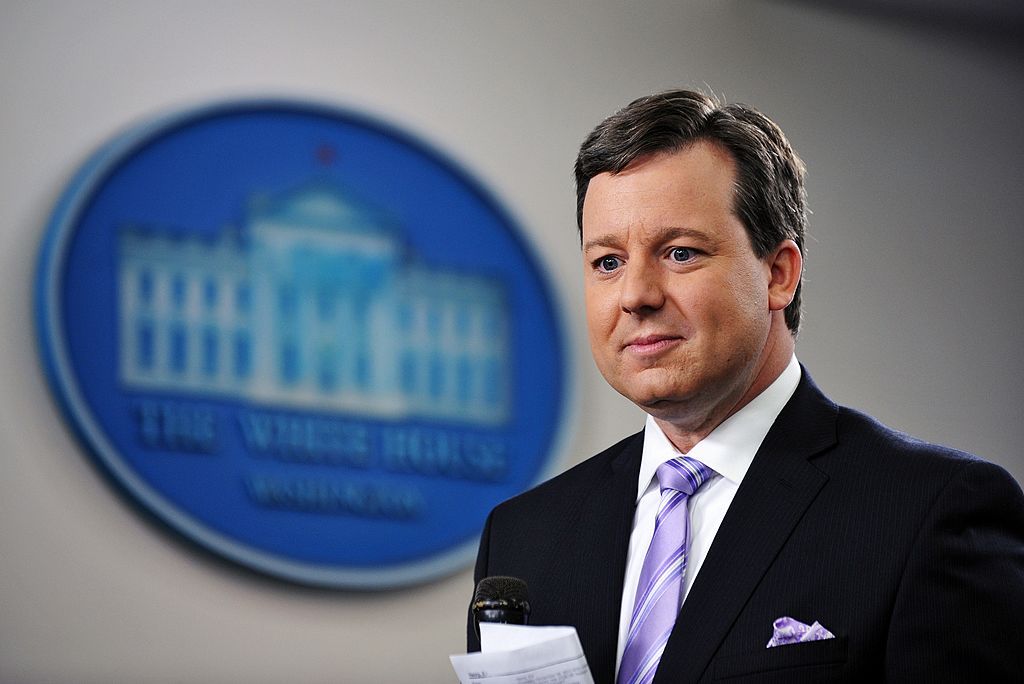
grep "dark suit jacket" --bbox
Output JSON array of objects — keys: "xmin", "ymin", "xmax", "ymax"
[{"xmin": 469, "ymin": 371, "xmax": 1024, "ymax": 682}]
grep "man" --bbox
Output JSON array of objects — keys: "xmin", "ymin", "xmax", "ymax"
[{"xmin": 468, "ymin": 90, "xmax": 1024, "ymax": 682}]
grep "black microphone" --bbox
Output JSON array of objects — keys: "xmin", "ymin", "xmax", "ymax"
[{"xmin": 472, "ymin": 576, "xmax": 531, "ymax": 639}]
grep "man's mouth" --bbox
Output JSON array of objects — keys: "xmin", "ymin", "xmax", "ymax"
[{"xmin": 623, "ymin": 334, "xmax": 683, "ymax": 356}]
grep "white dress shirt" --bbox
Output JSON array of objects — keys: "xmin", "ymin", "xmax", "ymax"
[{"xmin": 614, "ymin": 356, "xmax": 802, "ymax": 675}]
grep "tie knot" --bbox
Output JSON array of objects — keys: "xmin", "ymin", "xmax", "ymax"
[{"xmin": 656, "ymin": 457, "xmax": 713, "ymax": 496}]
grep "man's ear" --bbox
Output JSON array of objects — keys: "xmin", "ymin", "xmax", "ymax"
[{"xmin": 766, "ymin": 239, "xmax": 802, "ymax": 312}]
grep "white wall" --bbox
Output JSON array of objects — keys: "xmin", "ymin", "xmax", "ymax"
[{"xmin": 1, "ymin": 1, "xmax": 1021, "ymax": 681}]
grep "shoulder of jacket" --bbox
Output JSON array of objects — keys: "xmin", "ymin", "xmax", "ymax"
[{"xmin": 492, "ymin": 430, "xmax": 642, "ymax": 516}]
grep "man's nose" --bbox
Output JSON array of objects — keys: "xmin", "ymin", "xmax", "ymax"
[{"xmin": 620, "ymin": 259, "xmax": 665, "ymax": 314}]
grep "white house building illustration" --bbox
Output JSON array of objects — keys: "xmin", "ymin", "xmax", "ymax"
[{"xmin": 117, "ymin": 182, "xmax": 509, "ymax": 426}]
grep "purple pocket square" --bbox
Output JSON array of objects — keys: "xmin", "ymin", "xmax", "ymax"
[{"xmin": 766, "ymin": 616, "xmax": 835, "ymax": 648}]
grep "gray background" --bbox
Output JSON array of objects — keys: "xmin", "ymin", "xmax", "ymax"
[{"xmin": 1, "ymin": 1, "xmax": 1021, "ymax": 681}]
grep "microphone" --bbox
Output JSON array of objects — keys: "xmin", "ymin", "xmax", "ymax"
[{"xmin": 472, "ymin": 576, "xmax": 531, "ymax": 639}]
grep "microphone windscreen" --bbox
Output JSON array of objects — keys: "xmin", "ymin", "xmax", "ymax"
[{"xmin": 474, "ymin": 575, "xmax": 529, "ymax": 605}]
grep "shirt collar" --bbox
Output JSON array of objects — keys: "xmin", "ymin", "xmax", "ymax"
[{"xmin": 637, "ymin": 355, "xmax": 802, "ymax": 502}]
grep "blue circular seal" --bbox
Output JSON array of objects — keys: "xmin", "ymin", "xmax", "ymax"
[{"xmin": 35, "ymin": 100, "xmax": 569, "ymax": 588}]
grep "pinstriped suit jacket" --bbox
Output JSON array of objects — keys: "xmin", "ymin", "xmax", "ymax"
[{"xmin": 469, "ymin": 370, "xmax": 1024, "ymax": 682}]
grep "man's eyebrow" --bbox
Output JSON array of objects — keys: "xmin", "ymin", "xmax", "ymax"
[
  {"xmin": 582, "ymin": 234, "xmax": 621, "ymax": 252},
  {"xmin": 582, "ymin": 226, "xmax": 716, "ymax": 252},
  {"xmin": 657, "ymin": 226, "xmax": 715, "ymax": 245}
]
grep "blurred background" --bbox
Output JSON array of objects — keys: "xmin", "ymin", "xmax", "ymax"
[{"xmin": 1, "ymin": 1, "xmax": 1021, "ymax": 681}]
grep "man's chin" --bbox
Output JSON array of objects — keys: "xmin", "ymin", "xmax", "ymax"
[
  {"xmin": 617, "ymin": 380, "xmax": 702, "ymax": 417},
  {"xmin": 626, "ymin": 390, "xmax": 687, "ymax": 415},
  {"xmin": 608, "ymin": 372, "xmax": 700, "ymax": 413}
]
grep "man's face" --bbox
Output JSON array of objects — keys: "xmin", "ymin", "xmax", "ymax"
[{"xmin": 581, "ymin": 142, "xmax": 777, "ymax": 425}]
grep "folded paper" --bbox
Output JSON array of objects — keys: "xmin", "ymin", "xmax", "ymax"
[{"xmin": 451, "ymin": 623, "xmax": 594, "ymax": 684}]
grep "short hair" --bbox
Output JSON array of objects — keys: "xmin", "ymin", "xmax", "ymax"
[{"xmin": 574, "ymin": 89, "xmax": 807, "ymax": 334}]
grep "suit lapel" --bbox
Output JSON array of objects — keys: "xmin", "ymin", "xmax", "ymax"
[
  {"xmin": 654, "ymin": 372, "xmax": 839, "ymax": 682},
  {"xmin": 557, "ymin": 432, "xmax": 643, "ymax": 683}
]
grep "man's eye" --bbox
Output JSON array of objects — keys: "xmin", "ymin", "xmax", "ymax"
[
  {"xmin": 596, "ymin": 256, "xmax": 621, "ymax": 272},
  {"xmin": 670, "ymin": 247, "xmax": 695, "ymax": 262}
]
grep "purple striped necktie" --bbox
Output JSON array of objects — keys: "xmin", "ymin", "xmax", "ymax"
[{"xmin": 617, "ymin": 456, "xmax": 714, "ymax": 684}]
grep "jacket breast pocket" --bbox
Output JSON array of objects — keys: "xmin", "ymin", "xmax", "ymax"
[{"xmin": 711, "ymin": 636, "xmax": 848, "ymax": 682}]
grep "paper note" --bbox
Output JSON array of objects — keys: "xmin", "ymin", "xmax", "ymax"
[{"xmin": 450, "ymin": 624, "xmax": 595, "ymax": 684}]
